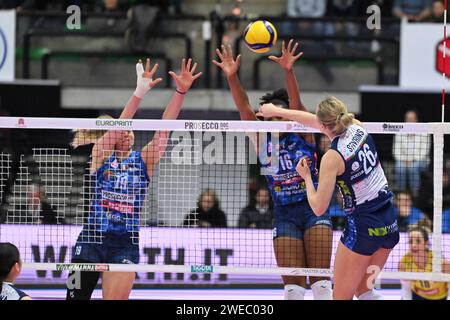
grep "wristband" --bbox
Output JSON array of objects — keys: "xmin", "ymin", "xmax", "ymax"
[{"xmin": 176, "ymin": 89, "xmax": 186, "ymax": 95}]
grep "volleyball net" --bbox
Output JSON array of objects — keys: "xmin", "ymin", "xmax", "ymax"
[{"xmin": 0, "ymin": 117, "xmax": 449, "ymax": 285}]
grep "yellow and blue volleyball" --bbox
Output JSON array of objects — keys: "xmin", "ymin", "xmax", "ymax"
[{"xmin": 243, "ymin": 20, "xmax": 277, "ymax": 53}]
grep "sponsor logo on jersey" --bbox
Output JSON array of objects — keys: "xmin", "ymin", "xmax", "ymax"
[
  {"xmin": 351, "ymin": 161, "xmax": 360, "ymax": 172},
  {"xmin": 101, "ymin": 199, "xmax": 134, "ymax": 214},
  {"xmin": 102, "ymin": 190, "xmax": 135, "ymax": 203}
]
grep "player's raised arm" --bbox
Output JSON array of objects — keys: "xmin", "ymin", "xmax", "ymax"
[
  {"xmin": 257, "ymin": 103, "xmax": 322, "ymax": 130},
  {"xmin": 91, "ymin": 59, "xmax": 162, "ymax": 173},
  {"xmin": 213, "ymin": 45, "xmax": 256, "ymax": 121},
  {"xmin": 269, "ymin": 39, "xmax": 306, "ymax": 111},
  {"xmin": 142, "ymin": 58, "xmax": 202, "ymax": 176}
]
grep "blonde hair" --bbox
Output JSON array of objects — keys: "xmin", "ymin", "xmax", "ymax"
[
  {"xmin": 317, "ymin": 96, "xmax": 353, "ymax": 135},
  {"xmin": 71, "ymin": 115, "xmax": 113, "ymax": 148}
]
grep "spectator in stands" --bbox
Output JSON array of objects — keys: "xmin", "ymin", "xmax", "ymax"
[
  {"xmin": 284, "ymin": 0, "xmax": 332, "ymax": 37},
  {"xmin": 394, "ymin": 190, "xmax": 426, "ymax": 231},
  {"xmin": 27, "ymin": 184, "xmax": 60, "ymax": 225},
  {"xmin": 392, "ymin": 110, "xmax": 431, "ymax": 197},
  {"xmin": 429, "ymin": 0, "xmax": 445, "ymax": 22},
  {"xmin": 238, "ymin": 187, "xmax": 274, "ymax": 229},
  {"xmin": 184, "ymin": 189, "xmax": 227, "ymax": 228},
  {"xmin": 392, "ymin": 0, "xmax": 432, "ymax": 22}
]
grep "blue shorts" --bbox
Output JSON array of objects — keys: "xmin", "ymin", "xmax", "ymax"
[
  {"xmin": 273, "ymin": 201, "xmax": 332, "ymax": 240},
  {"xmin": 341, "ymin": 201, "xmax": 400, "ymax": 256},
  {"xmin": 72, "ymin": 232, "xmax": 139, "ymax": 264}
]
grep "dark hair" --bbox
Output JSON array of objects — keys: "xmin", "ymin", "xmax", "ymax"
[
  {"xmin": 0, "ymin": 243, "xmax": 20, "ymax": 294},
  {"xmin": 259, "ymin": 89, "xmax": 289, "ymax": 108}
]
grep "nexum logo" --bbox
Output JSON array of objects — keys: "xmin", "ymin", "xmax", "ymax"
[{"xmin": 0, "ymin": 27, "xmax": 8, "ymax": 71}]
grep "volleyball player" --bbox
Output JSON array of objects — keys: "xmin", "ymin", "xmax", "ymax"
[
  {"xmin": 213, "ymin": 41, "xmax": 333, "ymax": 300},
  {"xmin": 66, "ymin": 58, "xmax": 201, "ymax": 300},
  {"xmin": 0, "ymin": 243, "xmax": 31, "ymax": 300},
  {"xmin": 257, "ymin": 96, "xmax": 400, "ymax": 300},
  {"xmin": 399, "ymin": 225, "xmax": 450, "ymax": 300}
]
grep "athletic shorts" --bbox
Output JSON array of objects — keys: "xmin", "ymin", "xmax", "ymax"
[
  {"xmin": 272, "ymin": 201, "xmax": 332, "ymax": 240},
  {"xmin": 72, "ymin": 232, "xmax": 139, "ymax": 264},
  {"xmin": 341, "ymin": 201, "xmax": 400, "ymax": 256}
]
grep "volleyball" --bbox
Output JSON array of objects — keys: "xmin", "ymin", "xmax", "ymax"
[{"xmin": 243, "ymin": 20, "xmax": 277, "ymax": 53}]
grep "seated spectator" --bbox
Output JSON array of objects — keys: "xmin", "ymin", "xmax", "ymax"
[
  {"xmin": 429, "ymin": 0, "xmax": 444, "ymax": 22},
  {"xmin": 0, "ymin": 243, "xmax": 31, "ymax": 300},
  {"xmin": 392, "ymin": 110, "xmax": 431, "ymax": 197},
  {"xmin": 183, "ymin": 189, "xmax": 227, "ymax": 228},
  {"xmin": 238, "ymin": 187, "xmax": 274, "ymax": 229},
  {"xmin": 96, "ymin": 0, "xmax": 127, "ymax": 12},
  {"xmin": 283, "ymin": 0, "xmax": 332, "ymax": 37},
  {"xmin": 394, "ymin": 190, "xmax": 426, "ymax": 231},
  {"xmin": 392, "ymin": 0, "xmax": 432, "ymax": 22},
  {"xmin": 28, "ymin": 184, "xmax": 61, "ymax": 225}
]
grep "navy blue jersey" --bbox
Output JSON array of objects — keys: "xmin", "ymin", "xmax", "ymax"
[
  {"xmin": 1, "ymin": 282, "xmax": 29, "ymax": 300},
  {"xmin": 331, "ymin": 124, "xmax": 393, "ymax": 215},
  {"xmin": 84, "ymin": 151, "xmax": 150, "ymax": 236},
  {"xmin": 260, "ymin": 133, "xmax": 318, "ymax": 207}
]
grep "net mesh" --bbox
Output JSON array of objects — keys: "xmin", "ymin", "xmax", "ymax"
[{"xmin": 0, "ymin": 118, "xmax": 449, "ymax": 286}]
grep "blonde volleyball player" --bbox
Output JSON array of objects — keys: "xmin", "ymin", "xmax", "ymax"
[
  {"xmin": 0, "ymin": 243, "xmax": 31, "ymax": 300},
  {"xmin": 257, "ymin": 97, "xmax": 400, "ymax": 300},
  {"xmin": 399, "ymin": 225, "xmax": 450, "ymax": 300},
  {"xmin": 66, "ymin": 58, "xmax": 201, "ymax": 300},
  {"xmin": 213, "ymin": 41, "xmax": 333, "ymax": 300}
]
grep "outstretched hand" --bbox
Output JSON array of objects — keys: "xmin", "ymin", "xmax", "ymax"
[
  {"xmin": 169, "ymin": 58, "xmax": 202, "ymax": 94},
  {"xmin": 212, "ymin": 44, "xmax": 241, "ymax": 77},
  {"xmin": 268, "ymin": 39, "xmax": 303, "ymax": 71},
  {"xmin": 134, "ymin": 58, "xmax": 163, "ymax": 98}
]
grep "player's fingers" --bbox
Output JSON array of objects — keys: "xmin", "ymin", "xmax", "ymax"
[
  {"xmin": 255, "ymin": 112, "xmax": 263, "ymax": 118},
  {"xmin": 212, "ymin": 60, "xmax": 222, "ymax": 67},
  {"xmin": 168, "ymin": 71, "xmax": 177, "ymax": 79},
  {"xmin": 221, "ymin": 45, "xmax": 227, "ymax": 58},
  {"xmin": 145, "ymin": 58, "xmax": 150, "ymax": 73},
  {"xmin": 181, "ymin": 58, "xmax": 186, "ymax": 72},
  {"xmin": 136, "ymin": 61, "xmax": 144, "ymax": 76},
  {"xmin": 216, "ymin": 48, "xmax": 224, "ymax": 60},
  {"xmin": 294, "ymin": 51, "xmax": 304, "ymax": 59},
  {"xmin": 268, "ymin": 56, "xmax": 278, "ymax": 62},
  {"xmin": 235, "ymin": 54, "xmax": 241, "ymax": 65},
  {"xmin": 149, "ymin": 62, "xmax": 159, "ymax": 77},
  {"xmin": 190, "ymin": 62, "xmax": 198, "ymax": 74},
  {"xmin": 192, "ymin": 71, "xmax": 202, "ymax": 80},
  {"xmin": 292, "ymin": 42, "xmax": 299, "ymax": 54},
  {"xmin": 227, "ymin": 45, "xmax": 233, "ymax": 58},
  {"xmin": 186, "ymin": 58, "xmax": 192, "ymax": 71},
  {"xmin": 151, "ymin": 77, "xmax": 163, "ymax": 87},
  {"xmin": 281, "ymin": 40, "xmax": 286, "ymax": 53},
  {"xmin": 287, "ymin": 39, "xmax": 293, "ymax": 52}
]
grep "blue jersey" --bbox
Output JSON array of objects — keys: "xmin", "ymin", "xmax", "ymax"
[
  {"xmin": 85, "ymin": 151, "xmax": 150, "ymax": 235},
  {"xmin": 260, "ymin": 133, "xmax": 318, "ymax": 207},
  {"xmin": 331, "ymin": 124, "xmax": 393, "ymax": 215}
]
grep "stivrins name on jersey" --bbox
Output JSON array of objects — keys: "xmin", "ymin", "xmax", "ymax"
[{"xmin": 346, "ymin": 129, "xmax": 365, "ymax": 153}]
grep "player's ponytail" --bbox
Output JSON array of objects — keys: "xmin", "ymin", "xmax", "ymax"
[
  {"xmin": 317, "ymin": 97, "xmax": 352, "ymax": 135},
  {"xmin": 71, "ymin": 115, "xmax": 113, "ymax": 148},
  {"xmin": 0, "ymin": 243, "xmax": 21, "ymax": 295}
]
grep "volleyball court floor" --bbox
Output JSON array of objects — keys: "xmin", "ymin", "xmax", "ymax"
[{"xmin": 23, "ymin": 288, "xmax": 403, "ymax": 300}]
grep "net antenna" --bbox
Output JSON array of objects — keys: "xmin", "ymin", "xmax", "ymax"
[{"xmin": 443, "ymin": 0, "xmax": 448, "ymax": 123}]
